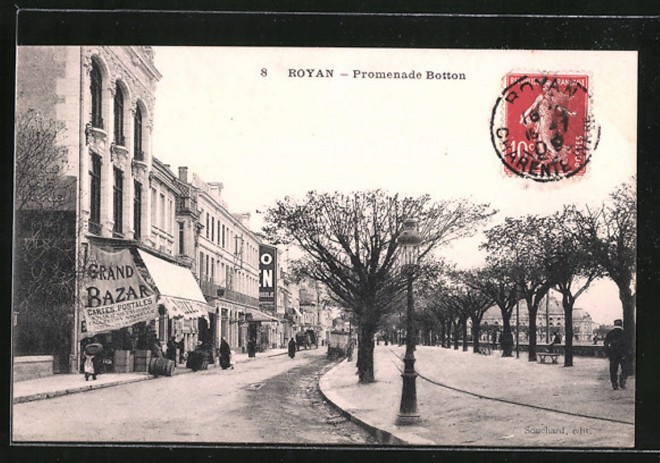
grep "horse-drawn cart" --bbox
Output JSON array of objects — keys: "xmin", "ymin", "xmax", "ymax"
[{"xmin": 327, "ymin": 330, "xmax": 350, "ymax": 359}]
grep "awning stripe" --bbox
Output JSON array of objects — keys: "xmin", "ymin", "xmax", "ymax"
[
  {"xmin": 161, "ymin": 296, "xmax": 210, "ymax": 321},
  {"xmin": 247, "ymin": 308, "xmax": 279, "ymax": 322}
]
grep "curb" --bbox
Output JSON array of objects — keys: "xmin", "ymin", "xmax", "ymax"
[
  {"xmin": 14, "ymin": 349, "xmax": 289, "ymax": 405},
  {"xmin": 13, "ymin": 375, "xmax": 152, "ymax": 404},
  {"xmin": 317, "ymin": 360, "xmax": 412, "ymax": 446}
]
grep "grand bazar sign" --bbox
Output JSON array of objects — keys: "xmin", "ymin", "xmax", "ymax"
[{"xmin": 82, "ymin": 247, "xmax": 158, "ymax": 334}]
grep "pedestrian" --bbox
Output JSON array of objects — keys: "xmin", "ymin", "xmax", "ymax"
[
  {"xmin": 247, "ymin": 338, "xmax": 256, "ymax": 358},
  {"xmin": 177, "ymin": 337, "xmax": 186, "ymax": 364},
  {"xmin": 548, "ymin": 332, "xmax": 561, "ymax": 353},
  {"xmin": 288, "ymin": 337, "xmax": 297, "ymax": 359},
  {"xmin": 604, "ymin": 319, "xmax": 627, "ymax": 390},
  {"xmin": 166, "ymin": 337, "xmax": 177, "ymax": 362},
  {"xmin": 491, "ymin": 330, "xmax": 498, "ymax": 350},
  {"xmin": 220, "ymin": 336, "xmax": 232, "ymax": 369},
  {"xmin": 151, "ymin": 337, "xmax": 163, "ymax": 358},
  {"xmin": 82, "ymin": 338, "xmax": 103, "ymax": 381}
]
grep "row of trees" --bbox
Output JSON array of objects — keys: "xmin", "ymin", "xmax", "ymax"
[
  {"xmin": 264, "ymin": 180, "xmax": 635, "ymax": 382},
  {"xmin": 415, "ymin": 182, "xmax": 635, "ymax": 369}
]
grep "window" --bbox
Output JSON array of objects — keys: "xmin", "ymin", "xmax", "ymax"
[
  {"xmin": 221, "ymin": 224, "xmax": 226, "ymax": 248},
  {"xmin": 211, "ymin": 257, "xmax": 215, "ymax": 281},
  {"xmin": 113, "ymin": 167, "xmax": 123, "ymax": 235},
  {"xmin": 205, "ymin": 212, "xmax": 210, "ymax": 239},
  {"xmin": 90, "ymin": 59, "xmax": 103, "ymax": 129},
  {"xmin": 89, "ymin": 153, "xmax": 101, "ymax": 232},
  {"xmin": 151, "ymin": 188, "xmax": 157, "ymax": 225},
  {"xmin": 167, "ymin": 198, "xmax": 173, "ymax": 234},
  {"xmin": 178, "ymin": 222, "xmax": 185, "ymax": 255},
  {"xmin": 134, "ymin": 105, "xmax": 143, "ymax": 160},
  {"xmin": 159, "ymin": 193, "xmax": 165, "ymax": 229},
  {"xmin": 133, "ymin": 181, "xmax": 142, "ymax": 240},
  {"xmin": 114, "ymin": 84, "xmax": 125, "ymax": 145},
  {"xmin": 211, "ymin": 216, "xmax": 215, "ymax": 243},
  {"xmin": 200, "ymin": 251, "xmax": 204, "ymax": 280}
]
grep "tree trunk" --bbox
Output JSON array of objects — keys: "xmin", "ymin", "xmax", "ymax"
[
  {"xmin": 357, "ymin": 325, "xmax": 376, "ymax": 383},
  {"xmin": 452, "ymin": 321, "xmax": 460, "ymax": 350},
  {"xmin": 563, "ymin": 301, "xmax": 574, "ymax": 367},
  {"xmin": 445, "ymin": 320, "xmax": 452, "ymax": 348},
  {"xmin": 439, "ymin": 320, "xmax": 446, "ymax": 347},
  {"xmin": 461, "ymin": 318, "xmax": 468, "ymax": 351},
  {"xmin": 620, "ymin": 286, "xmax": 636, "ymax": 376},
  {"xmin": 501, "ymin": 313, "xmax": 514, "ymax": 357},
  {"xmin": 527, "ymin": 303, "xmax": 539, "ymax": 362},
  {"xmin": 471, "ymin": 317, "xmax": 480, "ymax": 353}
]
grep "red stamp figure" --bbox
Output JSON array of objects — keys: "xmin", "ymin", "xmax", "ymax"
[{"xmin": 490, "ymin": 73, "xmax": 599, "ymax": 182}]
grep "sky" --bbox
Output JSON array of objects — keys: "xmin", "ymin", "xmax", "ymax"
[{"xmin": 151, "ymin": 47, "xmax": 636, "ymax": 325}]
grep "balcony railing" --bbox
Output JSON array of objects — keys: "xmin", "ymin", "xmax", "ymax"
[{"xmin": 224, "ymin": 289, "xmax": 259, "ymax": 307}]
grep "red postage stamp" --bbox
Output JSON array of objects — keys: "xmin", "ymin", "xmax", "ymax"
[{"xmin": 490, "ymin": 73, "xmax": 600, "ymax": 182}]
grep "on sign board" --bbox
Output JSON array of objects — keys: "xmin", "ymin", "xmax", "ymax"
[{"xmin": 259, "ymin": 244, "xmax": 277, "ymax": 308}]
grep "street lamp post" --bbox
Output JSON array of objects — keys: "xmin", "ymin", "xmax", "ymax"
[
  {"xmin": 396, "ymin": 218, "xmax": 422, "ymax": 426},
  {"xmin": 516, "ymin": 300, "xmax": 520, "ymax": 359}
]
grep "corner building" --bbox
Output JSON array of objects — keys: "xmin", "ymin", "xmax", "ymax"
[{"xmin": 14, "ymin": 46, "xmax": 212, "ymax": 376}]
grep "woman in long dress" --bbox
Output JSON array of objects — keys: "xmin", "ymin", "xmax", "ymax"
[
  {"xmin": 219, "ymin": 337, "xmax": 232, "ymax": 370},
  {"xmin": 288, "ymin": 337, "xmax": 297, "ymax": 359}
]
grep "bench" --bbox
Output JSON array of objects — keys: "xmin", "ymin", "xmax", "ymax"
[
  {"xmin": 478, "ymin": 346, "xmax": 492, "ymax": 355},
  {"xmin": 537, "ymin": 353, "xmax": 560, "ymax": 364}
]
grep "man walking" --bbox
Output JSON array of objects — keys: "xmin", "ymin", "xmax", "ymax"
[{"xmin": 604, "ymin": 319, "xmax": 627, "ymax": 390}]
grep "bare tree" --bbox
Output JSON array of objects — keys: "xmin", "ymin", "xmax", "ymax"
[
  {"xmin": 463, "ymin": 265, "xmax": 519, "ymax": 357},
  {"xmin": 482, "ymin": 215, "xmax": 553, "ymax": 362},
  {"xmin": 570, "ymin": 179, "xmax": 636, "ymax": 372},
  {"xmin": 263, "ymin": 190, "xmax": 494, "ymax": 383},
  {"xmin": 541, "ymin": 210, "xmax": 603, "ymax": 367},
  {"xmin": 451, "ymin": 271, "xmax": 496, "ymax": 354},
  {"xmin": 14, "ymin": 110, "xmax": 76, "ymax": 370}
]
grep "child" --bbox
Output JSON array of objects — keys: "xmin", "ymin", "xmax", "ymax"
[{"xmin": 84, "ymin": 352, "xmax": 97, "ymax": 381}]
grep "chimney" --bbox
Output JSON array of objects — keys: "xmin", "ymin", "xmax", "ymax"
[
  {"xmin": 178, "ymin": 166, "xmax": 188, "ymax": 183},
  {"xmin": 209, "ymin": 182, "xmax": 224, "ymax": 202}
]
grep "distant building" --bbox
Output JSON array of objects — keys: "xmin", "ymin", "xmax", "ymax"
[{"xmin": 480, "ymin": 293, "xmax": 594, "ymax": 343}]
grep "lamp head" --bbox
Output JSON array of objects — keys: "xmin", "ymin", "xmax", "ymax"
[{"xmin": 398, "ymin": 219, "xmax": 421, "ymax": 267}]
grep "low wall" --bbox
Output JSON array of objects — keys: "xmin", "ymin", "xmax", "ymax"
[
  {"xmin": 13, "ymin": 356, "xmax": 54, "ymax": 382},
  {"xmin": 460, "ymin": 342, "xmax": 607, "ymax": 358}
]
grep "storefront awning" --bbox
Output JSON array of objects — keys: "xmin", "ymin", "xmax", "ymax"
[
  {"xmin": 246, "ymin": 308, "xmax": 279, "ymax": 323},
  {"xmin": 137, "ymin": 249, "xmax": 211, "ymax": 320}
]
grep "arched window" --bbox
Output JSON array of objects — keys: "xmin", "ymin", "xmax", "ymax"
[
  {"xmin": 114, "ymin": 84, "xmax": 125, "ymax": 145},
  {"xmin": 134, "ymin": 105, "xmax": 143, "ymax": 160},
  {"xmin": 90, "ymin": 60, "xmax": 103, "ymax": 128}
]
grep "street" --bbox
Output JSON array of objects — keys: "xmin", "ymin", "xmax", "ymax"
[{"xmin": 12, "ymin": 348, "xmax": 377, "ymax": 445}]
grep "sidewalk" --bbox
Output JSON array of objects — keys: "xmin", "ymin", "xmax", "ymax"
[
  {"xmin": 13, "ymin": 348, "xmax": 287, "ymax": 405},
  {"xmin": 319, "ymin": 345, "xmax": 635, "ymax": 448}
]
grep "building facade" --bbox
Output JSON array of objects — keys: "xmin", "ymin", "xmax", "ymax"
[
  {"xmin": 177, "ymin": 168, "xmax": 279, "ymax": 354},
  {"xmin": 15, "ymin": 46, "xmax": 214, "ymax": 375}
]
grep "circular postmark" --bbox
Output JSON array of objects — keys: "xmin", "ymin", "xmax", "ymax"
[{"xmin": 490, "ymin": 73, "xmax": 600, "ymax": 182}]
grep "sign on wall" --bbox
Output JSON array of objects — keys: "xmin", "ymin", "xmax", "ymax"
[
  {"xmin": 259, "ymin": 244, "xmax": 277, "ymax": 310},
  {"xmin": 81, "ymin": 246, "xmax": 158, "ymax": 334}
]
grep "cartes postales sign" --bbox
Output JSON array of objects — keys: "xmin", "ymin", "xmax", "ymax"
[
  {"xmin": 82, "ymin": 247, "xmax": 158, "ymax": 334},
  {"xmin": 490, "ymin": 73, "xmax": 600, "ymax": 182}
]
